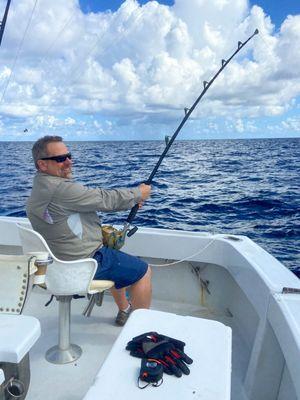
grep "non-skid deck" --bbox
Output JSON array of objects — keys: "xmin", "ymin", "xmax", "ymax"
[{"xmin": 23, "ymin": 288, "xmax": 248, "ymax": 400}]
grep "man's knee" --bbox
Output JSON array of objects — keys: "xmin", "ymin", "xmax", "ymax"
[
  {"xmin": 134, "ymin": 265, "xmax": 151, "ymax": 286},
  {"xmin": 144, "ymin": 265, "xmax": 151, "ymax": 280}
]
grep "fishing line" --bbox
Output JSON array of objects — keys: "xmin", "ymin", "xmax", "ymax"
[
  {"xmin": 67, "ymin": 9, "xmax": 146, "ymax": 87},
  {"xmin": 147, "ymin": 237, "xmax": 217, "ymax": 267},
  {"xmin": 121, "ymin": 29, "xmax": 259, "ymax": 239},
  {"xmin": 4, "ymin": 7, "xmax": 146, "ymax": 120},
  {"xmin": 67, "ymin": 30, "xmax": 107, "ymax": 86},
  {"xmin": 0, "ymin": 5, "xmax": 150, "ymax": 129},
  {"xmin": 38, "ymin": 10, "xmax": 76, "ymax": 68}
]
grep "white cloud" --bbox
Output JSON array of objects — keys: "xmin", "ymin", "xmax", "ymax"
[
  {"xmin": 235, "ymin": 118, "xmax": 245, "ymax": 133},
  {"xmin": 65, "ymin": 116, "xmax": 76, "ymax": 125},
  {"xmin": 93, "ymin": 120, "xmax": 101, "ymax": 128},
  {"xmin": 0, "ymin": 103, "xmax": 39, "ymax": 117},
  {"xmin": 282, "ymin": 117, "xmax": 300, "ymax": 132},
  {"xmin": 34, "ymin": 115, "xmax": 58, "ymax": 128},
  {"xmin": 0, "ymin": 0, "xmax": 299, "ymax": 139},
  {"xmin": 0, "ymin": 66, "xmax": 11, "ymax": 80}
]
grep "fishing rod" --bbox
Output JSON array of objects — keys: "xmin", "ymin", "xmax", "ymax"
[
  {"xmin": 121, "ymin": 29, "xmax": 259, "ymax": 239},
  {"xmin": 0, "ymin": 0, "xmax": 12, "ymax": 47}
]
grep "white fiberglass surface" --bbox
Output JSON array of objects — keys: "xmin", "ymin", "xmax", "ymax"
[{"xmin": 22, "ymin": 288, "xmax": 247, "ymax": 400}]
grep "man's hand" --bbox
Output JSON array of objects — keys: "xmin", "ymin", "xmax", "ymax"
[{"xmin": 139, "ymin": 183, "xmax": 151, "ymax": 201}]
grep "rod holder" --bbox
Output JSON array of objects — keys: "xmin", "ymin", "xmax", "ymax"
[
  {"xmin": 5, "ymin": 377, "xmax": 25, "ymax": 399},
  {"xmin": 28, "ymin": 252, "xmax": 53, "ymax": 285}
]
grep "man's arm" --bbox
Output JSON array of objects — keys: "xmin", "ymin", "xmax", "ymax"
[
  {"xmin": 55, "ymin": 180, "xmax": 151, "ymax": 213},
  {"xmin": 138, "ymin": 183, "xmax": 151, "ymax": 206}
]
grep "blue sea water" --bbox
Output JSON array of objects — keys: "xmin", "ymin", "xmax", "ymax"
[{"xmin": 0, "ymin": 138, "xmax": 299, "ymax": 274}]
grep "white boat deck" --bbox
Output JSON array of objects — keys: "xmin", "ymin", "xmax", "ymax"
[{"xmin": 22, "ymin": 287, "xmax": 248, "ymax": 400}]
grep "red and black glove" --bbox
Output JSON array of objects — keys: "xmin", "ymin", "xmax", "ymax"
[
  {"xmin": 142, "ymin": 340, "xmax": 191, "ymax": 377},
  {"xmin": 126, "ymin": 332, "xmax": 157, "ymax": 358},
  {"xmin": 126, "ymin": 332, "xmax": 193, "ymax": 378}
]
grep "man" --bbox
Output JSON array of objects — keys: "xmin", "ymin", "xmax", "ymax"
[{"xmin": 26, "ymin": 135, "xmax": 152, "ymax": 326}]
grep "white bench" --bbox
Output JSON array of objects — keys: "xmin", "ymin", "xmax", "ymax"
[
  {"xmin": 0, "ymin": 314, "xmax": 40, "ymax": 364},
  {"xmin": 0, "ymin": 314, "xmax": 40, "ymax": 398},
  {"xmin": 84, "ymin": 309, "xmax": 232, "ymax": 400}
]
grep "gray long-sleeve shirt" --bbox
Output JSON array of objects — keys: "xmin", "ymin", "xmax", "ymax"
[{"xmin": 26, "ymin": 172, "xmax": 142, "ymax": 260}]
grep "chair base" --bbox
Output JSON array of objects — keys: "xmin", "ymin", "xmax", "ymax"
[{"xmin": 45, "ymin": 344, "xmax": 82, "ymax": 364}]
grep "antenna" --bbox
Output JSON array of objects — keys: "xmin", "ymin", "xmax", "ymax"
[{"xmin": 0, "ymin": 0, "xmax": 12, "ymax": 46}]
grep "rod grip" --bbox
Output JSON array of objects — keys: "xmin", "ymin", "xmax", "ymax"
[{"xmin": 126, "ymin": 203, "xmax": 139, "ymax": 224}]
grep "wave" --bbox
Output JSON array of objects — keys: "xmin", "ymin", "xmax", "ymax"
[{"xmin": 0, "ymin": 138, "xmax": 299, "ymax": 271}]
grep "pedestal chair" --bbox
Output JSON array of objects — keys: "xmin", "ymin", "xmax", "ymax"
[{"xmin": 17, "ymin": 223, "xmax": 114, "ymax": 365}]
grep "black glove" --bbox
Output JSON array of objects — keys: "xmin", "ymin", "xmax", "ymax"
[
  {"xmin": 143, "ymin": 340, "xmax": 191, "ymax": 377},
  {"xmin": 126, "ymin": 331, "xmax": 157, "ymax": 347},
  {"xmin": 126, "ymin": 332, "xmax": 193, "ymax": 378},
  {"xmin": 126, "ymin": 332, "xmax": 157, "ymax": 357}
]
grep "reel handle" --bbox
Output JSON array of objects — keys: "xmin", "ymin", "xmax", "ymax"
[{"xmin": 127, "ymin": 226, "xmax": 138, "ymax": 237}]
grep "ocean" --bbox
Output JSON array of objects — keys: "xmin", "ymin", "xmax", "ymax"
[{"xmin": 0, "ymin": 138, "xmax": 299, "ymax": 274}]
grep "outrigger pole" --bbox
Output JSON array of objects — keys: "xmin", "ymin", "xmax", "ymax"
[
  {"xmin": 0, "ymin": 0, "xmax": 12, "ymax": 47},
  {"xmin": 124, "ymin": 29, "xmax": 259, "ymax": 237}
]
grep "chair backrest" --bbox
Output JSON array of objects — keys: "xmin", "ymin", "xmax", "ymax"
[
  {"xmin": 0, "ymin": 254, "xmax": 32, "ymax": 315},
  {"xmin": 17, "ymin": 223, "xmax": 97, "ymax": 296},
  {"xmin": 0, "ymin": 219, "xmax": 21, "ymax": 246},
  {"xmin": 0, "ymin": 219, "xmax": 25, "ymax": 259}
]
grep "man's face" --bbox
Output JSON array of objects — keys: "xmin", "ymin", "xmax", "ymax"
[{"xmin": 37, "ymin": 141, "xmax": 73, "ymax": 179}]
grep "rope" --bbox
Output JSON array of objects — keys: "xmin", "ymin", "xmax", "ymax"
[
  {"xmin": 0, "ymin": 0, "xmax": 39, "ymax": 105},
  {"xmin": 148, "ymin": 237, "xmax": 217, "ymax": 267}
]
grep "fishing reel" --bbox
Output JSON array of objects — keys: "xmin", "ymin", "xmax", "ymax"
[
  {"xmin": 101, "ymin": 223, "xmax": 138, "ymax": 250},
  {"xmin": 119, "ymin": 222, "xmax": 138, "ymax": 238}
]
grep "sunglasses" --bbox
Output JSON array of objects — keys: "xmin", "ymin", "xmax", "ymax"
[{"xmin": 40, "ymin": 152, "xmax": 72, "ymax": 163}]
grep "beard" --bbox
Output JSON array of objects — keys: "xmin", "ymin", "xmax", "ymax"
[{"xmin": 60, "ymin": 167, "xmax": 72, "ymax": 179}]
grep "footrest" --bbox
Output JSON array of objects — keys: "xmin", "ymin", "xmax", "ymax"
[
  {"xmin": 83, "ymin": 309, "xmax": 232, "ymax": 399},
  {"xmin": 0, "ymin": 314, "xmax": 41, "ymax": 363}
]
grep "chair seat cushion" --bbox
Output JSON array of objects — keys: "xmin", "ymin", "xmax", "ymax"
[{"xmin": 89, "ymin": 280, "xmax": 114, "ymax": 292}]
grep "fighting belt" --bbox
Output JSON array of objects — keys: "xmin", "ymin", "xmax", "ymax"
[{"xmin": 101, "ymin": 225, "xmax": 126, "ymax": 250}]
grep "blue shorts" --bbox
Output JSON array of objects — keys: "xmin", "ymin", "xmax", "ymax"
[{"xmin": 93, "ymin": 246, "xmax": 148, "ymax": 289}]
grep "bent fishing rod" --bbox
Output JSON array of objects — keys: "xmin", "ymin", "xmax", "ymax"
[{"xmin": 123, "ymin": 29, "xmax": 259, "ymax": 238}]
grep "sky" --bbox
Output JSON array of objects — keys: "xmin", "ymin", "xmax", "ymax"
[{"xmin": 0, "ymin": 0, "xmax": 299, "ymax": 141}]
